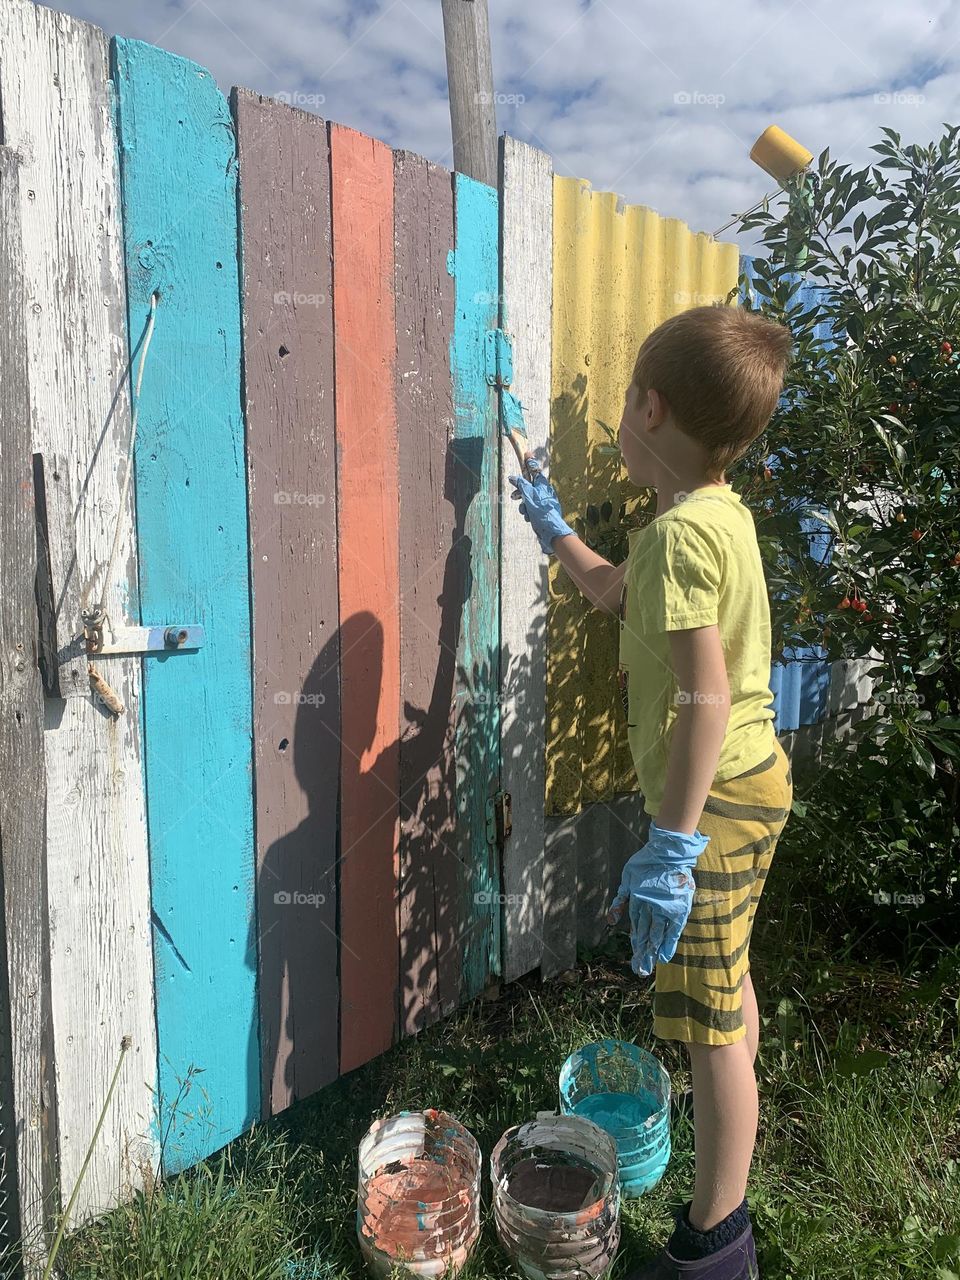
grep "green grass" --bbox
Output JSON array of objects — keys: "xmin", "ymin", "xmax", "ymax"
[{"xmin": 54, "ymin": 890, "xmax": 960, "ymax": 1280}]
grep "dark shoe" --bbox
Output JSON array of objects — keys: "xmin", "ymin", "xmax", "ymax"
[{"xmin": 624, "ymin": 1220, "xmax": 758, "ymax": 1280}]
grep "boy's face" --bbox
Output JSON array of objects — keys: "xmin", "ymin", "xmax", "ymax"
[{"xmin": 618, "ymin": 382, "xmax": 655, "ymax": 486}]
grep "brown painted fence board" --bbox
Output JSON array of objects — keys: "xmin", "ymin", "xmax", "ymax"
[
  {"xmin": 394, "ymin": 152, "xmax": 461, "ymax": 1034},
  {"xmin": 330, "ymin": 124, "xmax": 401, "ymax": 1073},
  {"xmin": 233, "ymin": 89, "xmax": 340, "ymax": 1113}
]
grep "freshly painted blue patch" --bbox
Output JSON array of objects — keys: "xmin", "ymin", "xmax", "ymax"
[
  {"xmin": 501, "ymin": 390, "xmax": 529, "ymax": 442},
  {"xmin": 112, "ymin": 37, "xmax": 259, "ymax": 1171},
  {"xmin": 450, "ymin": 174, "xmax": 502, "ymax": 996}
]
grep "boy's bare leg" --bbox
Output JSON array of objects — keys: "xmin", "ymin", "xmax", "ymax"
[
  {"xmin": 742, "ymin": 970, "xmax": 759, "ymax": 1065},
  {"xmin": 685, "ymin": 1038, "xmax": 757, "ymax": 1231}
]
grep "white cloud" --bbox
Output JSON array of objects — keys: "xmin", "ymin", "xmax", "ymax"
[{"xmin": 50, "ymin": 0, "xmax": 960, "ymax": 247}]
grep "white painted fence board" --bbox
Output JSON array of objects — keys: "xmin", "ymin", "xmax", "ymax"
[
  {"xmin": 0, "ymin": 142, "xmax": 59, "ymax": 1277},
  {"xmin": 499, "ymin": 136, "xmax": 553, "ymax": 982},
  {"xmin": 0, "ymin": 0, "xmax": 158, "ymax": 1224}
]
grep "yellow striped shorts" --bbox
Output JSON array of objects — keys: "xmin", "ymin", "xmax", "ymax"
[{"xmin": 654, "ymin": 738, "xmax": 793, "ymax": 1046}]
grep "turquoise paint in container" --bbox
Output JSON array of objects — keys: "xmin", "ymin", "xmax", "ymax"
[{"xmin": 559, "ymin": 1040, "xmax": 671, "ymax": 1197}]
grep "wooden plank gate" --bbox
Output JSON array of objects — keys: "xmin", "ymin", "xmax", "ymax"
[{"xmin": 0, "ymin": 1, "xmax": 878, "ymax": 1271}]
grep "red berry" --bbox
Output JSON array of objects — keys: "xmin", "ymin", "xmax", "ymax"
[
  {"xmin": 952, "ymin": 553, "xmax": 960, "ymax": 565},
  {"xmin": 862, "ymin": 611, "xmax": 874, "ymax": 622},
  {"xmin": 911, "ymin": 528, "xmax": 923, "ymax": 541},
  {"xmin": 887, "ymin": 403, "xmax": 900, "ymax": 413},
  {"xmin": 942, "ymin": 340, "xmax": 953, "ymax": 354},
  {"xmin": 853, "ymin": 599, "xmax": 867, "ymax": 612},
  {"xmin": 888, "ymin": 354, "xmax": 898, "ymax": 365},
  {"xmin": 839, "ymin": 597, "xmax": 851, "ymax": 609}
]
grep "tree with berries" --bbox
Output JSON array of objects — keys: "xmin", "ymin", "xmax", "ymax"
[{"xmin": 736, "ymin": 126, "xmax": 960, "ymax": 929}]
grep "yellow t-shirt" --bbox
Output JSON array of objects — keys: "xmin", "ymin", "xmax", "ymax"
[{"xmin": 617, "ymin": 484, "xmax": 777, "ymax": 818}]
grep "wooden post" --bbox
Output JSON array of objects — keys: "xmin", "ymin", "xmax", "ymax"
[
  {"xmin": 441, "ymin": 0, "xmax": 497, "ymax": 187},
  {"xmin": 0, "ymin": 143, "xmax": 59, "ymax": 1280}
]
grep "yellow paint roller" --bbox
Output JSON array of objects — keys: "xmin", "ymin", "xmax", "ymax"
[
  {"xmin": 749, "ymin": 125, "xmax": 814, "ymax": 185},
  {"xmin": 712, "ymin": 125, "xmax": 813, "ymax": 237}
]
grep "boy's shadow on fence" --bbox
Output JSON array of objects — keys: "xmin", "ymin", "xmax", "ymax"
[{"xmin": 255, "ymin": 434, "xmax": 550, "ymax": 1113}]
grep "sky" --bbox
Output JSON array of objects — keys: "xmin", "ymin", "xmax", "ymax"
[{"xmin": 50, "ymin": 0, "xmax": 960, "ymax": 249}]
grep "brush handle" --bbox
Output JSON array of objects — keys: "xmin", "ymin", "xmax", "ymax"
[{"xmin": 505, "ymin": 428, "xmax": 535, "ymax": 482}]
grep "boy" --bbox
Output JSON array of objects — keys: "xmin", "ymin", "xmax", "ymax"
[{"xmin": 509, "ymin": 305, "xmax": 794, "ymax": 1280}]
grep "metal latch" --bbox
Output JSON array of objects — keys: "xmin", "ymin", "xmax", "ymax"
[
  {"xmin": 83, "ymin": 621, "xmax": 205, "ymax": 656},
  {"xmin": 485, "ymin": 790, "xmax": 513, "ymax": 845},
  {"xmin": 484, "ymin": 328, "xmax": 514, "ymax": 388}
]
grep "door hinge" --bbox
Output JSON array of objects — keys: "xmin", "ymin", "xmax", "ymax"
[
  {"xmin": 484, "ymin": 328, "xmax": 514, "ymax": 388},
  {"xmin": 486, "ymin": 790, "xmax": 512, "ymax": 845}
]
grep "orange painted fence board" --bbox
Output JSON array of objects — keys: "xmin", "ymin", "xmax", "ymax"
[{"xmin": 330, "ymin": 125, "xmax": 401, "ymax": 1074}]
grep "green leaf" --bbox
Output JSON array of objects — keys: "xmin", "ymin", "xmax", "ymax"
[
  {"xmin": 833, "ymin": 1048, "xmax": 891, "ymax": 1077},
  {"xmin": 933, "ymin": 1234, "xmax": 960, "ymax": 1263},
  {"xmin": 902, "ymin": 1214, "xmax": 926, "ymax": 1243}
]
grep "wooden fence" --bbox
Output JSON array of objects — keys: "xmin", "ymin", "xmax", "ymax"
[{"xmin": 0, "ymin": 0, "xmax": 875, "ymax": 1269}]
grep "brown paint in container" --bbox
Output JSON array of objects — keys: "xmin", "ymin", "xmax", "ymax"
[
  {"xmin": 357, "ymin": 1109, "xmax": 481, "ymax": 1277},
  {"xmin": 490, "ymin": 1113, "xmax": 621, "ymax": 1279}
]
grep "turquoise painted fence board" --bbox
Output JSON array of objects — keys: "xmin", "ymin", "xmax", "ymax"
[
  {"xmin": 450, "ymin": 174, "xmax": 502, "ymax": 997},
  {"xmin": 112, "ymin": 38, "xmax": 259, "ymax": 1170}
]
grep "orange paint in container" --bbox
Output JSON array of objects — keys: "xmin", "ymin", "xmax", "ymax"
[
  {"xmin": 357, "ymin": 1109, "xmax": 481, "ymax": 1277},
  {"xmin": 490, "ymin": 1114, "xmax": 621, "ymax": 1279}
]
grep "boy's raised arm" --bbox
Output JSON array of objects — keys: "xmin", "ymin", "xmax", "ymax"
[
  {"xmin": 508, "ymin": 458, "xmax": 626, "ymax": 612},
  {"xmin": 552, "ymin": 537, "xmax": 627, "ymax": 614}
]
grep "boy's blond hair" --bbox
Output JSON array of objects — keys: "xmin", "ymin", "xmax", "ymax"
[{"xmin": 631, "ymin": 304, "xmax": 792, "ymax": 480}]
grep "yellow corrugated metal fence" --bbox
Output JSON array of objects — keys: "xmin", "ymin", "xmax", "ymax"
[{"xmin": 547, "ymin": 177, "xmax": 739, "ymax": 816}]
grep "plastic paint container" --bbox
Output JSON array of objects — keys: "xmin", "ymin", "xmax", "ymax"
[
  {"xmin": 559, "ymin": 1039, "xmax": 671, "ymax": 1197},
  {"xmin": 490, "ymin": 1113, "xmax": 621, "ymax": 1279},
  {"xmin": 356, "ymin": 1109, "xmax": 481, "ymax": 1277}
]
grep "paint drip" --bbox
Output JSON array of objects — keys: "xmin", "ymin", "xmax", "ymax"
[
  {"xmin": 356, "ymin": 1109, "xmax": 481, "ymax": 1278},
  {"xmin": 490, "ymin": 1114, "xmax": 620, "ymax": 1280},
  {"xmin": 559, "ymin": 1040, "xmax": 671, "ymax": 1198}
]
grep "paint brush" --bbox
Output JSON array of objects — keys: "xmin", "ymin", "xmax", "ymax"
[{"xmin": 502, "ymin": 390, "xmax": 536, "ymax": 482}]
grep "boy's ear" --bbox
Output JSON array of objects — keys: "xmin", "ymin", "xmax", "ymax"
[{"xmin": 646, "ymin": 387, "xmax": 668, "ymax": 428}]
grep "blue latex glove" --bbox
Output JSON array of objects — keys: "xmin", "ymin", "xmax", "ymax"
[
  {"xmin": 607, "ymin": 821, "xmax": 710, "ymax": 977},
  {"xmin": 507, "ymin": 458, "xmax": 575, "ymax": 555}
]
